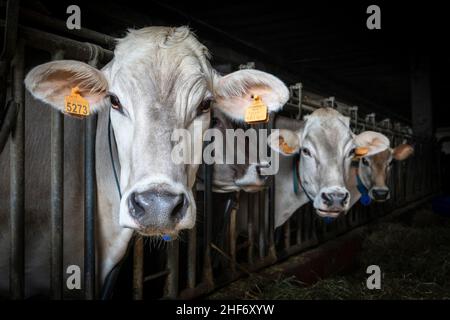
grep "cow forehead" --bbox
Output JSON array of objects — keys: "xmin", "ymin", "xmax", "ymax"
[
  {"xmin": 303, "ymin": 116, "xmax": 353, "ymax": 154},
  {"xmin": 106, "ymin": 27, "xmax": 212, "ymax": 112},
  {"xmin": 370, "ymin": 149, "xmax": 392, "ymax": 165}
]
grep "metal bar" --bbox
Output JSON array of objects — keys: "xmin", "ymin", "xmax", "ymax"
[
  {"xmin": 283, "ymin": 221, "xmax": 290, "ymax": 250},
  {"xmin": 20, "ymin": 8, "xmax": 116, "ymax": 49},
  {"xmin": 0, "ymin": 100, "xmax": 18, "ymax": 154},
  {"xmin": 187, "ymin": 226, "xmax": 197, "ymax": 289},
  {"xmin": 132, "ymin": 236, "xmax": 144, "ymax": 300},
  {"xmin": 229, "ymin": 192, "xmax": 239, "ymax": 276},
  {"xmin": 9, "ymin": 39, "xmax": 24, "ymax": 300},
  {"xmin": 1, "ymin": 0, "xmax": 20, "ymax": 126},
  {"xmin": 267, "ymin": 116, "xmax": 276, "ymax": 260},
  {"xmin": 165, "ymin": 240, "xmax": 179, "ymax": 298},
  {"xmin": 201, "ymin": 130, "xmax": 214, "ymax": 289},
  {"xmin": 84, "ymin": 114, "xmax": 97, "ymax": 299},
  {"xmin": 0, "ymin": 20, "xmax": 113, "ymax": 63},
  {"xmin": 0, "ymin": 0, "xmax": 19, "ymax": 59},
  {"xmin": 144, "ymin": 269, "xmax": 170, "ymax": 283},
  {"xmin": 296, "ymin": 210, "xmax": 303, "ymax": 245},
  {"xmin": 258, "ymin": 191, "xmax": 265, "ymax": 259},
  {"xmin": 247, "ymin": 193, "xmax": 254, "ymax": 265},
  {"xmin": 83, "ymin": 46, "xmax": 103, "ymax": 300},
  {"xmin": 50, "ymin": 50, "xmax": 65, "ymax": 300}
]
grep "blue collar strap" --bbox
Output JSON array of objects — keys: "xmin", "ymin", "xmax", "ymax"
[
  {"xmin": 293, "ymin": 154, "xmax": 300, "ymax": 195},
  {"xmin": 356, "ymin": 173, "xmax": 372, "ymax": 206}
]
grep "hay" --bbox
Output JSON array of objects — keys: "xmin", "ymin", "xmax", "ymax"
[{"xmin": 209, "ymin": 205, "xmax": 450, "ymax": 300}]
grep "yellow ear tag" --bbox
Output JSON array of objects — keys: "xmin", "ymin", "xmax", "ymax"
[
  {"xmin": 244, "ymin": 95, "xmax": 268, "ymax": 124},
  {"xmin": 64, "ymin": 87, "xmax": 90, "ymax": 118},
  {"xmin": 353, "ymin": 147, "xmax": 369, "ymax": 161},
  {"xmin": 279, "ymin": 137, "xmax": 295, "ymax": 154},
  {"xmin": 355, "ymin": 147, "xmax": 369, "ymax": 157}
]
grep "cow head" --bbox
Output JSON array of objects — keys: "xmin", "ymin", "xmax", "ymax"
[
  {"xmin": 268, "ymin": 108, "xmax": 391, "ymax": 218},
  {"xmin": 24, "ymin": 27, "xmax": 288, "ymax": 237},
  {"xmin": 356, "ymin": 133, "xmax": 414, "ymax": 201},
  {"xmin": 206, "ymin": 111, "xmax": 272, "ymax": 193}
]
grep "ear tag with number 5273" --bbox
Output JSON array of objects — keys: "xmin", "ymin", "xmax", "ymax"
[
  {"xmin": 64, "ymin": 87, "xmax": 90, "ymax": 118},
  {"xmin": 244, "ymin": 95, "xmax": 268, "ymax": 124}
]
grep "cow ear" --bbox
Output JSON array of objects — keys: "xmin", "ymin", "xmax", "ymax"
[
  {"xmin": 354, "ymin": 131, "xmax": 390, "ymax": 156},
  {"xmin": 212, "ymin": 69, "xmax": 289, "ymax": 121},
  {"xmin": 268, "ymin": 129, "xmax": 301, "ymax": 156},
  {"xmin": 25, "ymin": 60, "xmax": 109, "ymax": 116},
  {"xmin": 393, "ymin": 144, "xmax": 414, "ymax": 161}
]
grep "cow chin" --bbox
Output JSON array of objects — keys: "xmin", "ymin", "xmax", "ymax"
[
  {"xmin": 313, "ymin": 186, "xmax": 350, "ymax": 218},
  {"xmin": 315, "ymin": 208, "xmax": 344, "ymax": 218}
]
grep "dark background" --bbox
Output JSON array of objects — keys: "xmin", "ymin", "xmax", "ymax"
[{"xmin": 9, "ymin": 0, "xmax": 448, "ymax": 129}]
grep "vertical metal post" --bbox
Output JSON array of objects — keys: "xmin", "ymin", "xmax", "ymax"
[
  {"xmin": 267, "ymin": 116, "xmax": 276, "ymax": 260},
  {"xmin": 258, "ymin": 191, "xmax": 265, "ymax": 259},
  {"xmin": 202, "ymin": 148, "xmax": 214, "ymax": 287},
  {"xmin": 283, "ymin": 221, "xmax": 290, "ymax": 250},
  {"xmin": 187, "ymin": 226, "xmax": 197, "ymax": 289},
  {"xmin": 132, "ymin": 236, "xmax": 144, "ymax": 300},
  {"xmin": 165, "ymin": 239, "xmax": 179, "ymax": 298},
  {"xmin": 229, "ymin": 192, "xmax": 239, "ymax": 276},
  {"xmin": 50, "ymin": 50, "xmax": 65, "ymax": 300},
  {"xmin": 247, "ymin": 193, "xmax": 254, "ymax": 265},
  {"xmin": 84, "ymin": 47, "xmax": 101, "ymax": 300},
  {"xmin": 9, "ymin": 39, "xmax": 24, "ymax": 300},
  {"xmin": 84, "ymin": 114, "xmax": 97, "ymax": 299},
  {"xmin": 296, "ymin": 210, "xmax": 303, "ymax": 245}
]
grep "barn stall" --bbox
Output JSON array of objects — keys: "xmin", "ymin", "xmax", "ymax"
[{"xmin": 0, "ymin": 1, "xmax": 447, "ymax": 300}]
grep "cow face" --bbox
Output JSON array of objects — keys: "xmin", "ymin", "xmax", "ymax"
[
  {"xmin": 358, "ymin": 143, "xmax": 414, "ymax": 201},
  {"xmin": 268, "ymin": 108, "xmax": 391, "ymax": 218},
  {"xmin": 206, "ymin": 111, "xmax": 271, "ymax": 193},
  {"xmin": 268, "ymin": 108, "xmax": 354, "ymax": 218},
  {"xmin": 24, "ymin": 27, "xmax": 289, "ymax": 237}
]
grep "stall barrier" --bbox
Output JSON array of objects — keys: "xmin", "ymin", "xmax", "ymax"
[{"xmin": 0, "ymin": 17, "xmax": 440, "ymax": 300}]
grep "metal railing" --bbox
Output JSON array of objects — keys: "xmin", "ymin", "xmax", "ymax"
[{"xmin": 0, "ymin": 17, "xmax": 440, "ymax": 300}]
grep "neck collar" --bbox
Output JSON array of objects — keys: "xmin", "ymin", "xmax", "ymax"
[{"xmin": 355, "ymin": 165, "xmax": 371, "ymax": 206}]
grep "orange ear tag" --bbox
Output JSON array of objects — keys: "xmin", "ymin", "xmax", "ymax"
[
  {"xmin": 244, "ymin": 95, "xmax": 268, "ymax": 124},
  {"xmin": 353, "ymin": 147, "xmax": 369, "ymax": 161},
  {"xmin": 279, "ymin": 137, "xmax": 295, "ymax": 154},
  {"xmin": 64, "ymin": 87, "xmax": 90, "ymax": 118},
  {"xmin": 355, "ymin": 147, "xmax": 369, "ymax": 157}
]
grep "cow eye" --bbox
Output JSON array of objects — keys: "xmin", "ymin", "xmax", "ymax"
[
  {"xmin": 361, "ymin": 157, "xmax": 370, "ymax": 166},
  {"xmin": 348, "ymin": 148, "xmax": 356, "ymax": 158},
  {"xmin": 109, "ymin": 93, "xmax": 122, "ymax": 111},
  {"xmin": 197, "ymin": 99, "xmax": 212, "ymax": 115},
  {"xmin": 302, "ymin": 148, "xmax": 312, "ymax": 157}
]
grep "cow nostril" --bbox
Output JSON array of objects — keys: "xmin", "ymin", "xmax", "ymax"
[
  {"xmin": 128, "ymin": 192, "xmax": 145, "ymax": 218},
  {"xmin": 321, "ymin": 192, "xmax": 332, "ymax": 205},
  {"xmin": 171, "ymin": 194, "xmax": 186, "ymax": 220},
  {"xmin": 341, "ymin": 192, "xmax": 349, "ymax": 205}
]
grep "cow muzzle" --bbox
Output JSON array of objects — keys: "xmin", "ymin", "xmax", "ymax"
[
  {"xmin": 370, "ymin": 187, "xmax": 390, "ymax": 201},
  {"xmin": 125, "ymin": 188, "xmax": 189, "ymax": 233},
  {"xmin": 315, "ymin": 186, "xmax": 350, "ymax": 218}
]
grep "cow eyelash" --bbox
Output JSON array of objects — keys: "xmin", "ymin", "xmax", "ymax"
[
  {"xmin": 348, "ymin": 148, "xmax": 356, "ymax": 158},
  {"xmin": 197, "ymin": 99, "xmax": 212, "ymax": 115},
  {"xmin": 108, "ymin": 93, "xmax": 123, "ymax": 111}
]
